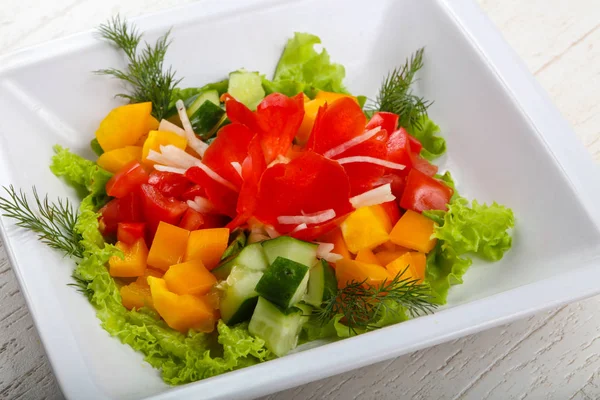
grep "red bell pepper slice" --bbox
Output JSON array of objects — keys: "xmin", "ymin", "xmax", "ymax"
[
  {"xmin": 180, "ymin": 185, "xmax": 205, "ymax": 201},
  {"xmin": 99, "ymin": 198, "xmax": 120, "ymax": 235},
  {"xmin": 202, "ymin": 123, "xmax": 254, "ymax": 188},
  {"xmin": 411, "ymin": 153, "xmax": 438, "ymax": 177},
  {"xmin": 380, "ymin": 200, "xmax": 401, "ymax": 227},
  {"xmin": 148, "ymin": 171, "xmax": 194, "ymax": 199},
  {"xmin": 185, "ymin": 167, "xmax": 238, "ymax": 218},
  {"xmin": 290, "ymin": 215, "xmax": 346, "ymax": 242},
  {"xmin": 222, "ymin": 94, "xmax": 261, "ymax": 133},
  {"xmin": 307, "ymin": 97, "xmax": 367, "ymax": 155},
  {"xmin": 407, "ymin": 134, "xmax": 423, "ymax": 154},
  {"xmin": 178, "ymin": 208, "xmax": 204, "ymax": 231},
  {"xmin": 254, "ymin": 151, "xmax": 353, "ymax": 236},
  {"xmin": 386, "ymin": 128, "xmax": 413, "ymax": 173},
  {"xmin": 118, "ymin": 191, "xmax": 144, "ymax": 223},
  {"xmin": 399, "ymin": 169, "xmax": 453, "ymax": 213},
  {"xmin": 140, "ymin": 184, "xmax": 188, "ymax": 233},
  {"xmin": 117, "ymin": 222, "xmax": 146, "ymax": 245},
  {"xmin": 366, "ymin": 112, "xmax": 399, "ymax": 135},
  {"xmin": 106, "ymin": 161, "xmax": 149, "ymax": 199}
]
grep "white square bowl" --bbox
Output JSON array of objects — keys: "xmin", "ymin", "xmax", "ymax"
[{"xmin": 1, "ymin": 0, "xmax": 600, "ymax": 399}]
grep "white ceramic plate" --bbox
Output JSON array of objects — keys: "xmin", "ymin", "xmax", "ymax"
[{"xmin": 1, "ymin": 0, "xmax": 600, "ymax": 399}]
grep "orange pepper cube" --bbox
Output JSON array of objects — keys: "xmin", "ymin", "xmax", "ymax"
[
  {"xmin": 120, "ymin": 281, "xmax": 152, "ymax": 310},
  {"xmin": 375, "ymin": 248, "xmax": 410, "ymax": 267},
  {"xmin": 148, "ymin": 277, "xmax": 217, "ymax": 333},
  {"xmin": 335, "ymin": 258, "xmax": 391, "ymax": 289},
  {"xmin": 341, "ymin": 206, "xmax": 390, "ymax": 254},
  {"xmin": 319, "ymin": 227, "xmax": 351, "ymax": 262},
  {"xmin": 109, "ymin": 239, "xmax": 148, "ymax": 277},
  {"xmin": 147, "ymin": 222, "xmax": 190, "ymax": 271},
  {"xmin": 135, "ymin": 268, "xmax": 164, "ymax": 288},
  {"xmin": 142, "ymin": 130, "xmax": 187, "ymax": 166},
  {"xmin": 389, "ymin": 210, "xmax": 437, "ymax": 253},
  {"xmin": 184, "ymin": 228, "xmax": 230, "ymax": 270},
  {"xmin": 355, "ymin": 248, "xmax": 380, "ymax": 265},
  {"xmin": 385, "ymin": 252, "xmax": 427, "ymax": 283},
  {"xmin": 164, "ymin": 259, "xmax": 217, "ymax": 296}
]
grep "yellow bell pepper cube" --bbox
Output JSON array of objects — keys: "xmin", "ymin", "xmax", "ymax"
[
  {"xmin": 385, "ymin": 251, "xmax": 427, "ymax": 283},
  {"xmin": 147, "ymin": 222, "xmax": 190, "ymax": 271},
  {"xmin": 314, "ymin": 91, "xmax": 358, "ymax": 103},
  {"xmin": 369, "ymin": 204, "xmax": 393, "ymax": 233},
  {"xmin": 95, "ymin": 102, "xmax": 153, "ymax": 151},
  {"xmin": 97, "ymin": 146, "xmax": 143, "ymax": 173},
  {"xmin": 355, "ymin": 248, "xmax": 380, "ymax": 265},
  {"xmin": 335, "ymin": 258, "xmax": 392, "ymax": 289},
  {"xmin": 184, "ymin": 228, "xmax": 230, "ymax": 271},
  {"xmin": 341, "ymin": 206, "xmax": 390, "ymax": 254},
  {"xmin": 120, "ymin": 281, "xmax": 152, "ymax": 310},
  {"xmin": 142, "ymin": 130, "xmax": 188, "ymax": 166},
  {"xmin": 389, "ymin": 210, "xmax": 437, "ymax": 253},
  {"xmin": 135, "ymin": 268, "xmax": 164, "ymax": 288},
  {"xmin": 374, "ymin": 247, "xmax": 410, "ymax": 267},
  {"xmin": 164, "ymin": 259, "xmax": 217, "ymax": 296},
  {"xmin": 146, "ymin": 115, "xmax": 159, "ymax": 132},
  {"xmin": 148, "ymin": 277, "xmax": 217, "ymax": 333},
  {"xmin": 109, "ymin": 239, "xmax": 148, "ymax": 277}
]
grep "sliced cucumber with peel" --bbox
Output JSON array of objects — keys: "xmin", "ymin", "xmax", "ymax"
[
  {"xmin": 304, "ymin": 259, "xmax": 338, "ymax": 307},
  {"xmin": 213, "ymin": 243, "xmax": 269, "ymax": 281},
  {"xmin": 262, "ymin": 236, "xmax": 318, "ymax": 268},
  {"xmin": 248, "ymin": 297, "xmax": 304, "ymax": 357},
  {"xmin": 255, "ymin": 257, "xmax": 309, "ymax": 309},
  {"xmin": 219, "ymin": 266, "xmax": 263, "ymax": 325},
  {"xmin": 228, "ymin": 70, "xmax": 266, "ymax": 110},
  {"xmin": 186, "ymin": 90, "xmax": 225, "ymax": 139}
]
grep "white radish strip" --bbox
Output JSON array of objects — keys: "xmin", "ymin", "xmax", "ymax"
[
  {"xmin": 323, "ymin": 126, "xmax": 381, "ymax": 159},
  {"xmin": 154, "ymin": 165, "xmax": 187, "ymax": 174},
  {"xmin": 147, "ymin": 150, "xmax": 173, "ymax": 166},
  {"xmin": 194, "ymin": 162, "xmax": 238, "ymax": 192},
  {"xmin": 192, "ymin": 196, "xmax": 215, "ymax": 213},
  {"xmin": 158, "ymin": 119, "xmax": 186, "ymax": 137},
  {"xmin": 231, "ymin": 162, "xmax": 243, "ymax": 178},
  {"xmin": 264, "ymin": 225, "xmax": 281, "ymax": 239},
  {"xmin": 316, "ymin": 242, "xmax": 335, "ymax": 258},
  {"xmin": 186, "ymin": 199, "xmax": 202, "ymax": 212},
  {"xmin": 323, "ymin": 252, "xmax": 343, "ymax": 263},
  {"xmin": 350, "ymin": 184, "xmax": 396, "ymax": 209},
  {"xmin": 159, "ymin": 145, "xmax": 201, "ymax": 169},
  {"xmin": 175, "ymin": 99, "xmax": 209, "ymax": 157},
  {"xmin": 277, "ymin": 209, "xmax": 336, "ymax": 225},
  {"xmin": 290, "ymin": 223, "xmax": 308, "ymax": 234},
  {"xmin": 337, "ymin": 156, "xmax": 405, "ymax": 170}
]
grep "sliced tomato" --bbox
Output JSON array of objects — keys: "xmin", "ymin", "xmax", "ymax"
[
  {"xmin": 180, "ymin": 185, "xmax": 205, "ymax": 201},
  {"xmin": 366, "ymin": 111, "xmax": 399, "ymax": 134},
  {"xmin": 407, "ymin": 134, "xmax": 423, "ymax": 154},
  {"xmin": 178, "ymin": 208, "xmax": 204, "ymax": 231},
  {"xmin": 140, "ymin": 184, "xmax": 188, "ymax": 233},
  {"xmin": 99, "ymin": 198, "xmax": 120, "ymax": 235},
  {"xmin": 254, "ymin": 151, "xmax": 353, "ymax": 236},
  {"xmin": 118, "ymin": 191, "xmax": 144, "ymax": 223},
  {"xmin": 202, "ymin": 123, "xmax": 254, "ymax": 188},
  {"xmin": 399, "ymin": 169, "xmax": 453, "ymax": 213},
  {"xmin": 185, "ymin": 167, "xmax": 238, "ymax": 218},
  {"xmin": 148, "ymin": 171, "xmax": 194, "ymax": 199},
  {"xmin": 307, "ymin": 97, "xmax": 366, "ymax": 155},
  {"xmin": 106, "ymin": 161, "xmax": 149, "ymax": 199},
  {"xmin": 411, "ymin": 153, "xmax": 438, "ymax": 177},
  {"xmin": 117, "ymin": 222, "xmax": 146, "ymax": 245},
  {"xmin": 380, "ymin": 200, "xmax": 401, "ymax": 226},
  {"xmin": 386, "ymin": 128, "xmax": 413, "ymax": 173}
]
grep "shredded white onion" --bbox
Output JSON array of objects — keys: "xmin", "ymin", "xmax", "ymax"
[
  {"xmin": 175, "ymin": 99, "xmax": 209, "ymax": 157},
  {"xmin": 158, "ymin": 119, "xmax": 186, "ymax": 137},
  {"xmin": 264, "ymin": 225, "xmax": 281, "ymax": 239},
  {"xmin": 159, "ymin": 145, "xmax": 201, "ymax": 169},
  {"xmin": 147, "ymin": 150, "xmax": 173, "ymax": 166},
  {"xmin": 350, "ymin": 184, "xmax": 396, "ymax": 209},
  {"xmin": 323, "ymin": 253, "xmax": 343, "ymax": 262},
  {"xmin": 290, "ymin": 223, "xmax": 308, "ymax": 234},
  {"xmin": 336, "ymin": 156, "xmax": 405, "ymax": 170},
  {"xmin": 231, "ymin": 161, "xmax": 243, "ymax": 178},
  {"xmin": 316, "ymin": 242, "xmax": 335, "ymax": 258},
  {"xmin": 323, "ymin": 126, "xmax": 381, "ymax": 159},
  {"xmin": 154, "ymin": 165, "xmax": 187, "ymax": 174},
  {"xmin": 185, "ymin": 196, "xmax": 215, "ymax": 214},
  {"xmin": 277, "ymin": 209, "xmax": 336, "ymax": 225}
]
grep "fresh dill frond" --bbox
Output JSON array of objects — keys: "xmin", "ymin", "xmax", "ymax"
[
  {"xmin": 366, "ymin": 48, "xmax": 432, "ymax": 130},
  {"xmin": 0, "ymin": 185, "xmax": 83, "ymax": 258},
  {"xmin": 68, "ymin": 275, "xmax": 94, "ymax": 301},
  {"xmin": 96, "ymin": 15, "xmax": 181, "ymax": 120},
  {"xmin": 316, "ymin": 268, "xmax": 437, "ymax": 334}
]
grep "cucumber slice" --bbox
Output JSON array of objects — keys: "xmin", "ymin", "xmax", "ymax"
[
  {"xmin": 249, "ymin": 297, "xmax": 304, "ymax": 357},
  {"xmin": 262, "ymin": 236, "xmax": 318, "ymax": 268},
  {"xmin": 187, "ymin": 90, "xmax": 220, "ymax": 116},
  {"xmin": 187, "ymin": 90, "xmax": 225, "ymax": 139},
  {"xmin": 90, "ymin": 138, "xmax": 104, "ymax": 156},
  {"xmin": 220, "ymin": 229, "xmax": 247, "ymax": 261},
  {"xmin": 213, "ymin": 243, "xmax": 269, "ymax": 281},
  {"xmin": 304, "ymin": 260, "xmax": 338, "ymax": 307},
  {"xmin": 220, "ymin": 266, "xmax": 263, "ymax": 325},
  {"xmin": 228, "ymin": 70, "xmax": 265, "ymax": 110},
  {"xmin": 255, "ymin": 257, "xmax": 309, "ymax": 309}
]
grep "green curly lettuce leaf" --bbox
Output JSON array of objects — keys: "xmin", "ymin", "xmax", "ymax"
[{"xmin": 406, "ymin": 116, "xmax": 446, "ymax": 160}]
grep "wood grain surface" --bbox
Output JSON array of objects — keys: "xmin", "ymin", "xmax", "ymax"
[{"xmin": 0, "ymin": 0, "xmax": 598, "ymax": 399}]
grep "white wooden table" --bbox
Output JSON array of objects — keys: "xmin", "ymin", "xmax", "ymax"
[{"xmin": 1, "ymin": 1, "xmax": 599, "ymax": 399}]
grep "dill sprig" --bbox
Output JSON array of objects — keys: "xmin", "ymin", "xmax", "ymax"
[
  {"xmin": 0, "ymin": 185, "xmax": 83, "ymax": 258},
  {"xmin": 316, "ymin": 268, "xmax": 437, "ymax": 333},
  {"xmin": 67, "ymin": 275, "xmax": 94, "ymax": 301},
  {"xmin": 96, "ymin": 16, "xmax": 181, "ymax": 120},
  {"xmin": 366, "ymin": 48, "xmax": 432, "ymax": 130}
]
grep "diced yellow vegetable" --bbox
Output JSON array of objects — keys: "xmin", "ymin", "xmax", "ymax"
[
  {"xmin": 96, "ymin": 146, "xmax": 143, "ymax": 173},
  {"xmin": 120, "ymin": 281, "xmax": 151, "ymax": 310},
  {"xmin": 142, "ymin": 130, "xmax": 188, "ymax": 166},
  {"xmin": 385, "ymin": 251, "xmax": 427, "ymax": 283},
  {"xmin": 319, "ymin": 227, "xmax": 351, "ymax": 263},
  {"xmin": 148, "ymin": 277, "xmax": 217, "ymax": 333},
  {"xmin": 374, "ymin": 248, "xmax": 410, "ymax": 267},
  {"xmin": 355, "ymin": 248, "xmax": 380, "ymax": 265},
  {"xmin": 369, "ymin": 204, "xmax": 393, "ymax": 233},
  {"xmin": 314, "ymin": 91, "xmax": 358, "ymax": 104},
  {"xmin": 109, "ymin": 239, "xmax": 148, "ymax": 277},
  {"xmin": 389, "ymin": 210, "xmax": 437, "ymax": 253},
  {"xmin": 147, "ymin": 222, "xmax": 190, "ymax": 271},
  {"xmin": 95, "ymin": 102, "xmax": 153, "ymax": 151},
  {"xmin": 341, "ymin": 206, "xmax": 390, "ymax": 253},
  {"xmin": 184, "ymin": 228, "xmax": 230, "ymax": 271},
  {"xmin": 335, "ymin": 258, "xmax": 391, "ymax": 289},
  {"xmin": 146, "ymin": 115, "xmax": 159, "ymax": 132},
  {"xmin": 163, "ymin": 259, "xmax": 217, "ymax": 296}
]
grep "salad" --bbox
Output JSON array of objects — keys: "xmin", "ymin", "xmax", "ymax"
[{"xmin": 0, "ymin": 17, "xmax": 515, "ymax": 384}]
